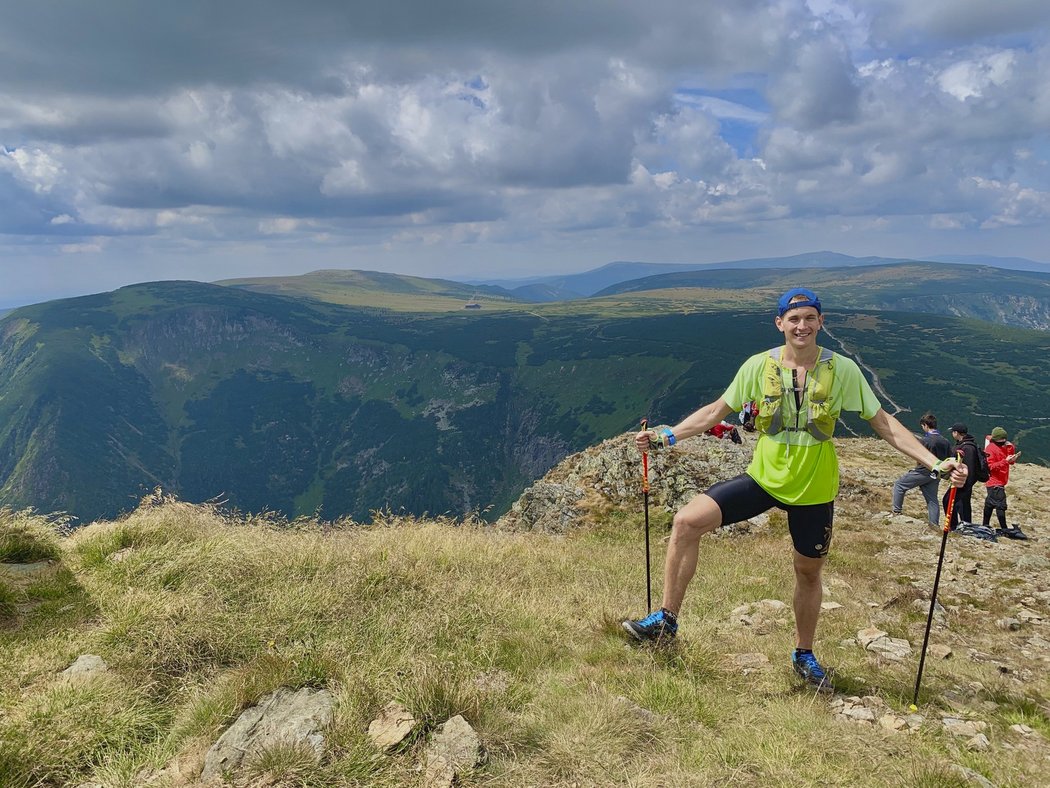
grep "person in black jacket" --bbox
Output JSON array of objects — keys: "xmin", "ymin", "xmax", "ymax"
[
  {"xmin": 944, "ymin": 422, "xmax": 979, "ymax": 528},
  {"xmin": 891, "ymin": 412, "xmax": 953, "ymax": 526}
]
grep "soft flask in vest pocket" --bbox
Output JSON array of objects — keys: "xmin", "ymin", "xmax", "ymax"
[{"xmin": 754, "ymin": 347, "xmax": 836, "ymax": 441}]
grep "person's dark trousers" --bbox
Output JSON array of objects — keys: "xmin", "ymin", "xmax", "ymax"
[
  {"xmin": 983, "ymin": 485, "xmax": 1008, "ymax": 529},
  {"xmin": 944, "ymin": 482, "xmax": 975, "ymax": 528}
]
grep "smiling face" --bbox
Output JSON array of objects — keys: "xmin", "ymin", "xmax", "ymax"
[{"xmin": 775, "ymin": 305, "xmax": 823, "ymax": 350}]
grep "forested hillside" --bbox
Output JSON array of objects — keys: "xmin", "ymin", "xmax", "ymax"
[{"xmin": 1, "ymin": 276, "xmax": 1049, "ymax": 524}]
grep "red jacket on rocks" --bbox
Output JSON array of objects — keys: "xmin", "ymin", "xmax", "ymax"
[{"xmin": 984, "ymin": 437, "xmax": 1016, "ymax": 487}]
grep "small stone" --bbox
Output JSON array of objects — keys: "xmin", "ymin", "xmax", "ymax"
[
  {"xmin": 614, "ymin": 696, "xmax": 661, "ymax": 724},
  {"xmin": 879, "ymin": 714, "xmax": 906, "ymax": 732},
  {"xmin": 423, "ymin": 716, "xmax": 482, "ymax": 788},
  {"xmin": 857, "ymin": 627, "xmax": 888, "ymax": 648},
  {"xmin": 942, "ymin": 717, "xmax": 987, "ymax": 737},
  {"xmin": 821, "ymin": 601, "xmax": 843, "ymax": 611},
  {"xmin": 367, "ymin": 701, "xmax": 417, "ymax": 752},
  {"xmin": 928, "ymin": 644, "xmax": 953, "ymax": 660},
  {"xmin": 950, "ymin": 764, "xmax": 996, "ymax": 788},
  {"xmin": 729, "ymin": 604, "xmax": 752, "ymax": 620},
  {"xmin": 966, "ymin": 733, "xmax": 991, "ymax": 751},
  {"xmin": 60, "ymin": 655, "xmax": 108, "ymax": 682},
  {"xmin": 1010, "ymin": 723, "xmax": 1033, "ymax": 736},
  {"xmin": 1016, "ymin": 608, "xmax": 1042, "ymax": 623},
  {"xmin": 841, "ymin": 706, "xmax": 876, "ymax": 723},
  {"xmin": 1027, "ymin": 634, "xmax": 1050, "ymax": 650},
  {"xmin": 732, "ymin": 653, "xmax": 770, "ymax": 670},
  {"xmin": 757, "ymin": 599, "xmax": 788, "ymax": 613},
  {"xmin": 867, "ymin": 636, "xmax": 912, "ymax": 662},
  {"xmin": 997, "ymin": 617, "xmax": 1021, "ymax": 631}
]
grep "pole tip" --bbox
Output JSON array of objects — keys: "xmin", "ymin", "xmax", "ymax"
[{"xmin": 908, "ymin": 703, "xmax": 918, "ymax": 713}]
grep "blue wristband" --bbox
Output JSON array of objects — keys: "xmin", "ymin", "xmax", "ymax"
[{"xmin": 660, "ymin": 428, "xmax": 677, "ymax": 446}]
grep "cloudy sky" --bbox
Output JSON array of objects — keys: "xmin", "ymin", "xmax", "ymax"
[{"xmin": 2, "ymin": 0, "xmax": 1049, "ymax": 306}]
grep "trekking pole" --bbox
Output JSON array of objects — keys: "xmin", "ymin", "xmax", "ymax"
[
  {"xmin": 641, "ymin": 418, "xmax": 653, "ymax": 614},
  {"xmin": 911, "ymin": 457, "xmax": 960, "ymax": 711}
]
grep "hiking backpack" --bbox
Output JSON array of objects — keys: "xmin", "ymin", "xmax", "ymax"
[{"xmin": 974, "ymin": 444, "xmax": 990, "ymax": 483}]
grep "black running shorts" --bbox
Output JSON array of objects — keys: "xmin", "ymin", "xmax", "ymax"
[
  {"xmin": 984, "ymin": 485, "xmax": 1007, "ymax": 512},
  {"xmin": 705, "ymin": 473, "xmax": 834, "ymax": 558}
]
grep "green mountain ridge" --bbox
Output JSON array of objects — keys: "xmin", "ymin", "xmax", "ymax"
[
  {"xmin": 597, "ymin": 262, "xmax": 1050, "ymax": 331},
  {"xmin": 218, "ymin": 269, "xmax": 521, "ymax": 310},
  {"xmin": 1, "ymin": 272, "xmax": 1049, "ymax": 524}
]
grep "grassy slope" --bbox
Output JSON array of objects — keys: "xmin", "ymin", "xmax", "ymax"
[
  {"xmin": 2, "ymin": 438, "xmax": 1049, "ymax": 787},
  {"xmin": 217, "ymin": 269, "xmax": 520, "ymax": 312}
]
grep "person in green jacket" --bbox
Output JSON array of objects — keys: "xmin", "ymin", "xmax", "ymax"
[{"xmin": 622, "ymin": 288, "xmax": 968, "ymax": 691}]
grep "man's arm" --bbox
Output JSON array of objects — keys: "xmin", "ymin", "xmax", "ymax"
[
  {"xmin": 635, "ymin": 398, "xmax": 735, "ymax": 453},
  {"xmin": 868, "ymin": 408, "xmax": 967, "ymax": 485}
]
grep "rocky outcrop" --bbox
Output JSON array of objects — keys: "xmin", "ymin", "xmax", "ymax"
[{"xmin": 497, "ymin": 428, "xmax": 752, "ymax": 532}]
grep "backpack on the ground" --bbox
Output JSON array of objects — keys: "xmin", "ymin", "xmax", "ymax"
[{"xmin": 974, "ymin": 444, "xmax": 990, "ymax": 483}]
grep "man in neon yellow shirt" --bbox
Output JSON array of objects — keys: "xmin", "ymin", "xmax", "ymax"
[{"xmin": 623, "ymin": 288, "xmax": 967, "ymax": 691}]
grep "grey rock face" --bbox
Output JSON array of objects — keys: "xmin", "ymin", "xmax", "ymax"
[
  {"xmin": 498, "ymin": 429, "xmax": 751, "ymax": 532},
  {"xmin": 201, "ymin": 687, "xmax": 335, "ymax": 780}
]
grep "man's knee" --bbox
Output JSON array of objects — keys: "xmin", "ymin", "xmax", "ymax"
[
  {"xmin": 793, "ymin": 553, "xmax": 825, "ymax": 584},
  {"xmin": 672, "ymin": 496, "xmax": 722, "ymax": 537}
]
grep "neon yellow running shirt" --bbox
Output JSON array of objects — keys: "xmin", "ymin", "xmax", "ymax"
[{"xmin": 722, "ymin": 348, "xmax": 881, "ymax": 504}]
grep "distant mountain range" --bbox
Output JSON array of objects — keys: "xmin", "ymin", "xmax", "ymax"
[
  {"xmin": 594, "ymin": 261, "xmax": 1050, "ymax": 331},
  {"xmin": 470, "ymin": 251, "xmax": 1050, "ymax": 302},
  {"xmin": 3, "ymin": 260, "xmax": 1050, "ymax": 524}
]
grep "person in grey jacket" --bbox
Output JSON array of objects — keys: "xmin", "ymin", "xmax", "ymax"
[{"xmin": 891, "ymin": 413, "xmax": 953, "ymax": 526}]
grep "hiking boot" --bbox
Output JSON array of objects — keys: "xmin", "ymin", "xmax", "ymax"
[
  {"xmin": 1002, "ymin": 525, "xmax": 1029, "ymax": 540},
  {"xmin": 622, "ymin": 608, "xmax": 678, "ymax": 642},
  {"xmin": 792, "ymin": 651, "xmax": 835, "ymax": 693}
]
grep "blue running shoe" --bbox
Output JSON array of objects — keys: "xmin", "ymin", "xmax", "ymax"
[
  {"xmin": 792, "ymin": 650, "xmax": 835, "ymax": 692},
  {"xmin": 622, "ymin": 608, "xmax": 678, "ymax": 642}
]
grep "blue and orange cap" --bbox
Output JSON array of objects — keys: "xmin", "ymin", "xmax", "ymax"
[{"xmin": 776, "ymin": 287, "xmax": 822, "ymax": 317}]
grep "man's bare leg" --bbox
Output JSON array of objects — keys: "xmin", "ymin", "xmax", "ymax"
[
  {"xmin": 660, "ymin": 493, "xmax": 723, "ymax": 614},
  {"xmin": 792, "ymin": 551, "xmax": 826, "ymax": 649}
]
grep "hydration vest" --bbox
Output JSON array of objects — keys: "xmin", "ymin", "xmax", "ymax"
[{"xmin": 753, "ymin": 346, "xmax": 837, "ymax": 442}]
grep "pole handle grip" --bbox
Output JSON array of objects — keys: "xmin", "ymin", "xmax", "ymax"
[{"xmin": 942, "ymin": 451, "xmax": 962, "ymax": 533}]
